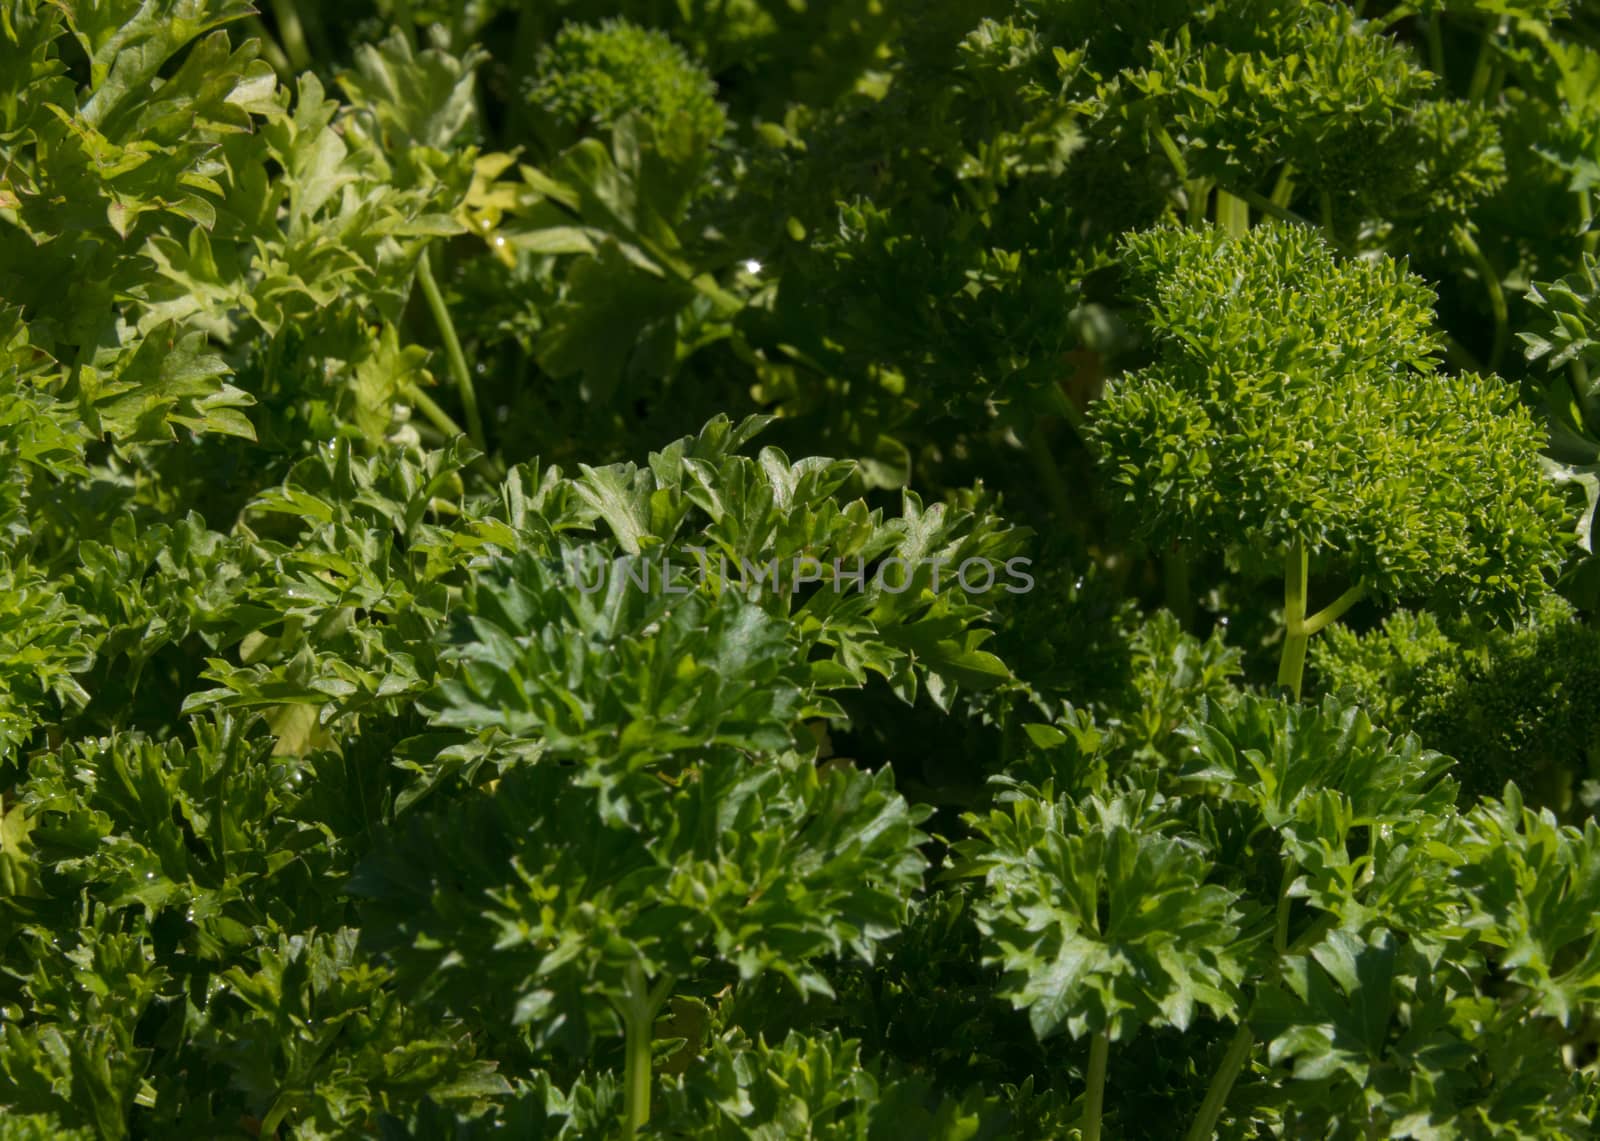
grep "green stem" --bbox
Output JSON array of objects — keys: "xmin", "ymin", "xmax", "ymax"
[
  {"xmin": 1269, "ymin": 163, "xmax": 1296, "ymax": 209},
  {"xmin": 1370, "ymin": 3, "xmax": 1416, "ymax": 32},
  {"xmin": 243, "ymin": 15, "xmax": 294, "ymax": 78},
  {"xmin": 1187, "ymin": 179, "xmax": 1212, "ymax": 228},
  {"xmin": 1152, "ymin": 123, "xmax": 1190, "ymax": 183},
  {"xmin": 1083, "ymin": 1029, "xmax": 1111, "ymax": 1141},
  {"xmin": 1277, "ymin": 544, "xmax": 1365, "ymax": 700},
  {"xmin": 260, "ymin": 1097, "xmax": 289, "ymax": 1138},
  {"xmin": 1453, "ymin": 225, "xmax": 1507, "ymax": 370},
  {"xmin": 1216, "ymin": 189, "xmax": 1250, "ymax": 237},
  {"xmin": 1486, "ymin": 59, "xmax": 1507, "ymax": 103},
  {"xmin": 1183, "ymin": 832, "xmax": 1300, "ymax": 1141},
  {"xmin": 1275, "ymin": 855, "xmax": 1299, "ymax": 955},
  {"xmin": 1302, "ymin": 582, "xmax": 1367, "ymax": 637},
  {"xmin": 267, "ymin": 0, "xmax": 311, "ymax": 71},
  {"xmin": 403, "ymin": 383, "xmax": 502, "ymax": 482},
  {"xmin": 1184, "ymin": 1021, "xmax": 1255, "ymax": 1141},
  {"xmin": 1425, "ymin": 13, "xmax": 1446, "ymax": 79},
  {"xmin": 1151, "ymin": 123, "xmax": 1214, "ymax": 228},
  {"xmin": 1277, "ymin": 539, "xmax": 1310, "ymax": 701},
  {"xmin": 619, "ymin": 964, "xmax": 673, "ymax": 1139},
  {"xmin": 1466, "ymin": 30, "xmax": 1495, "ymax": 104},
  {"xmin": 403, "ymin": 382, "xmax": 465, "ymax": 441},
  {"xmin": 1580, "ymin": 189, "xmax": 1597, "ymax": 258},
  {"xmin": 263, "ymin": 330, "xmax": 285, "ymax": 397},
  {"xmin": 624, "ymin": 1012, "xmax": 651, "ymax": 1135},
  {"xmin": 416, "ymin": 247, "xmax": 488, "ymax": 454},
  {"xmin": 1278, "ymin": 633, "xmax": 1311, "ymax": 703},
  {"xmin": 1223, "ymin": 185, "xmax": 1313, "ymax": 229}
]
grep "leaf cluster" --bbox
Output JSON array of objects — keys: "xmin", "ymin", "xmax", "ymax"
[{"xmin": 1089, "ymin": 222, "xmax": 1566, "ymax": 616}]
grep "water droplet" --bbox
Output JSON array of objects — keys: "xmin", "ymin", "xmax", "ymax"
[
  {"xmin": 494, "ymin": 235, "xmax": 507, "ymax": 248},
  {"xmin": 742, "ymin": 258, "xmax": 763, "ymax": 275},
  {"xmin": 144, "ymin": 871, "xmax": 156, "ymax": 880}
]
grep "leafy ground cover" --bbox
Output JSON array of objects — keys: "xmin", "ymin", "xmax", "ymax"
[{"xmin": 7, "ymin": 0, "xmax": 1600, "ymax": 1136}]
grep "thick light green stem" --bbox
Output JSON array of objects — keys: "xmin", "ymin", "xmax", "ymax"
[
  {"xmin": 1188, "ymin": 179, "xmax": 1212, "ymax": 228},
  {"xmin": 416, "ymin": 248, "xmax": 488, "ymax": 454},
  {"xmin": 1185, "ymin": 1021, "xmax": 1255, "ymax": 1141},
  {"xmin": 1580, "ymin": 190, "xmax": 1597, "ymax": 258},
  {"xmin": 1269, "ymin": 164, "xmax": 1296, "ymax": 209},
  {"xmin": 624, "ymin": 1006, "xmax": 651, "ymax": 1136},
  {"xmin": 1083, "ymin": 1029, "xmax": 1111, "ymax": 1141},
  {"xmin": 1216, "ymin": 190, "xmax": 1250, "ymax": 237},
  {"xmin": 1224, "ymin": 185, "xmax": 1312, "ymax": 229},
  {"xmin": 1277, "ymin": 540, "xmax": 1310, "ymax": 701},
  {"xmin": 618, "ymin": 964, "xmax": 673, "ymax": 1139},
  {"xmin": 1277, "ymin": 543, "xmax": 1365, "ymax": 700}
]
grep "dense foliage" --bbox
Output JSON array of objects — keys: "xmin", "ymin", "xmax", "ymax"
[{"xmin": 5, "ymin": 0, "xmax": 1600, "ymax": 1136}]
